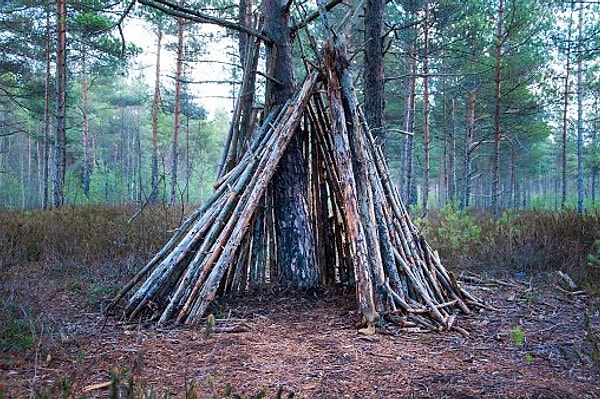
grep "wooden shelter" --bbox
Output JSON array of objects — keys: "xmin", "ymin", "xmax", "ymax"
[{"xmin": 109, "ymin": 4, "xmax": 484, "ymax": 333}]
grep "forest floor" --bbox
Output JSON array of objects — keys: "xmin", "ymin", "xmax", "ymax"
[{"xmin": 2, "ymin": 263, "xmax": 600, "ymax": 399}]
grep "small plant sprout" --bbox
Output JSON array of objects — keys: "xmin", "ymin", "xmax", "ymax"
[
  {"xmin": 510, "ymin": 326, "xmax": 526, "ymax": 347},
  {"xmin": 204, "ymin": 313, "xmax": 216, "ymax": 339}
]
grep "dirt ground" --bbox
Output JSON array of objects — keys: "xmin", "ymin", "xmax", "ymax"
[{"xmin": 2, "ymin": 267, "xmax": 600, "ymax": 399}]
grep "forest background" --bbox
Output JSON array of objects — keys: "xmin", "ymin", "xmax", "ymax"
[{"xmin": 1, "ymin": 0, "xmax": 600, "ymax": 213}]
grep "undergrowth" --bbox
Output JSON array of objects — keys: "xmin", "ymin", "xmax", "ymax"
[
  {"xmin": 418, "ymin": 205, "xmax": 600, "ymax": 294},
  {"xmin": 0, "ymin": 205, "xmax": 186, "ymax": 357},
  {"xmin": 0, "ymin": 204, "xmax": 186, "ymax": 268}
]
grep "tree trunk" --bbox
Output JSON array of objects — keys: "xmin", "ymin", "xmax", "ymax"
[
  {"xmin": 136, "ymin": 105, "xmax": 143, "ymax": 207},
  {"xmin": 151, "ymin": 28, "xmax": 163, "ymax": 204},
  {"xmin": 185, "ymin": 115, "xmax": 190, "ymax": 204},
  {"xmin": 561, "ymin": 3, "xmax": 574, "ymax": 209},
  {"xmin": 170, "ymin": 18, "xmax": 185, "ymax": 206},
  {"xmin": 576, "ymin": 0, "xmax": 584, "ymax": 215},
  {"xmin": 53, "ymin": 0, "xmax": 67, "ymax": 208},
  {"xmin": 463, "ymin": 90, "xmax": 476, "ymax": 209},
  {"xmin": 510, "ymin": 142, "xmax": 516, "ymax": 208},
  {"xmin": 363, "ymin": 0, "xmax": 385, "ymax": 151},
  {"xmin": 264, "ymin": 0, "xmax": 318, "ymax": 287},
  {"xmin": 238, "ymin": 0, "xmax": 252, "ymax": 63},
  {"xmin": 81, "ymin": 46, "xmax": 91, "ymax": 198},
  {"xmin": 42, "ymin": 4, "xmax": 52, "ymax": 209},
  {"xmin": 592, "ymin": 166, "xmax": 598, "ymax": 203},
  {"xmin": 491, "ymin": 0, "xmax": 504, "ymax": 218},
  {"xmin": 400, "ymin": 42, "xmax": 416, "ymax": 205},
  {"xmin": 448, "ymin": 96, "xmax": 457, "ymax": 202},
  {"xmin": 421, "ymin": 0, "xmax": 431, "ymax": 213}
]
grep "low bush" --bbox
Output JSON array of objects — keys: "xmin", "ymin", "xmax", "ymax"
[
  {"xmin": 0, "ymin": 204, "xmax": 189, "ymax": 355},
  {"xmin": 0, "ymin": 204, "xmax": 187, "ymax": 269},
  {"xmin": 419, "ymin": 208, "xmax": 600, "ymax": 293}
]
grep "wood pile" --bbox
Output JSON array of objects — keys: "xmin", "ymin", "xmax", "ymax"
[{"xmin": 109, "ymin": 38, "xmax": 485, "ymax": 334}]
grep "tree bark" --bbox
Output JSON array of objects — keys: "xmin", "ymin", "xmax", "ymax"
[
  {"xmin": 421, "ymin": 0, "xmax": 431, "ymax": 213},
  {"xmin": 363, "ymin": 0, "xmax": 386, "ymax": 151},
  {"xmin": 491, "ymin": 0, "xmax": 504, "ymax": 218},
  {"xmin": 463, "ymin": 90, "xmax": 476, "ymax": 209},
  {"xmin": 42, "ymin": 4, "xmax": 52, "ymax": 209},
  {"xmin": 169, "ymin": 17, "xmax": 185, "ymax": 206},
  {"xmin": 400, "ymin": 42, "xmax": 416, "ymax": 205},
  {"xmin": 448, "ymin": 96, "xmax": 457, "ymax": 202},
  {"xmin": 81, "ymin": 46, "xmax": 91, "ymax": 198},
  {"xmin": 264, "ymin": 0, "xmax": 318, "ymax": 287},
  {"xmin": 561, "ymin": 3, "xmax": 574, "ymax": 209},
  {"xmin": 151, "ymin": 27, "xmax": 163, "ymax": 204},
  {"xmin": 324, "ymin": 44, "xmax": 379, "ymax": 325},
  {"xmin": 53, "ymin": 0, "xmax": 67, "ymax": 208},
  {"xmin": 576, "ymin": 0, "xmax": 584, "ymax": 215}
]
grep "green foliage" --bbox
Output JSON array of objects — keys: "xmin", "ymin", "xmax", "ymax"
[
  {"xmin": 436, "ymin": 203, "xmax": 482, "ymax": 249},
  {"xmin": 59, "ymin": 375, "xmax": 71, "ymax": 398},
  {"xmin": 417, "ymin": 209, "xmax": 600, "ymax": 292},
  {"xmin": 587, "ymin": 240, "xmax": 600, "ymax": 268},
  {"xmin": 509, "ymin": 326, "xmax": 526, "ymax": 347},
  {"xmin": 415, "ymin": 202, "xmax": 482, "ymax": 267}
]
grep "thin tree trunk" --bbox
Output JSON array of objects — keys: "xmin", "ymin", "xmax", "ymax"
[
  {"xmin": 561, "ymin": 3, "xmax": 574, "ymax": 209},
  {"xmin": 576, "ymin": 0, "xmax": 585, "ymax": 215},
  {"xmin": 170, "ymin": 17, "xmax": 185, "ymax": 206},
  {"xmin": 421, "ymin": 0, "xmax": 430, "ymax": 213},
  {"xmin": 363, "ymin": 0, "xmax": 385, "ymax": 151},
  {"xmin": 185, "ymin": 115, "xmax": 190, "ymax": 204},
  {"xmin": 42, "ymin": 5, "xmax": 52, "ymax": 209},
  {"xmin": 151, "ymin": 28, "xmax": 163, "ymax": 204},
  {"xmin": 491, "ymin": 0, "xmax": 504, "ymax": 218},
  {"xmin": 53, "ymin": 0, "xmax": 67, "ymax": 208},
  {"xmin": 463, "ymin": 90, "xmax": 476, "ymax": 209},
  {"xmin": 510, "ymin": 142, "xmax": 516, "ymax": 208},
  {"xmin": 448, "ymin": 97, "xmax": 457, "ymax": 202},
  {"xmin": 592, "ymin": 167, "xmax": 598, "ymax": 203},
  {"xmin": 136, "ymin": 106, "xmax": 143, "ymax": 207},
  {"xmin": 401, "ymin": 43, "xmax": 416, "ymax": 205},
  {"xmin": 81, "ymin": 47, "xmax": 91, "ymax": 198}
]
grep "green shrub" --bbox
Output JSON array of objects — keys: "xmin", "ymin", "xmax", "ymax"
[
  {"xmin": 415, "ymin": 202, "xmax": 483, "ymax": 269},
  {"xmin": 418, "ymin": 208, "xmax": 600, "ymax": 292}
]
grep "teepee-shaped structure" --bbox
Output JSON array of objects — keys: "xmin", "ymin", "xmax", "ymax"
[{"xmin": 109, "ymin": 5, "xmax": 484, "ymax": 333}]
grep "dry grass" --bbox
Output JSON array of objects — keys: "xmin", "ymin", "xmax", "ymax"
[
  {"xmin": 0, "ymin": 205, "xmax": 188, "ymax": 359},
  {"xmin": 420, "ymin": 207, "xmax": 600, "ymax": 294},
  {"xmin": 0, "ymin": 204, "xmax": 189, "ymax": 268}
]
